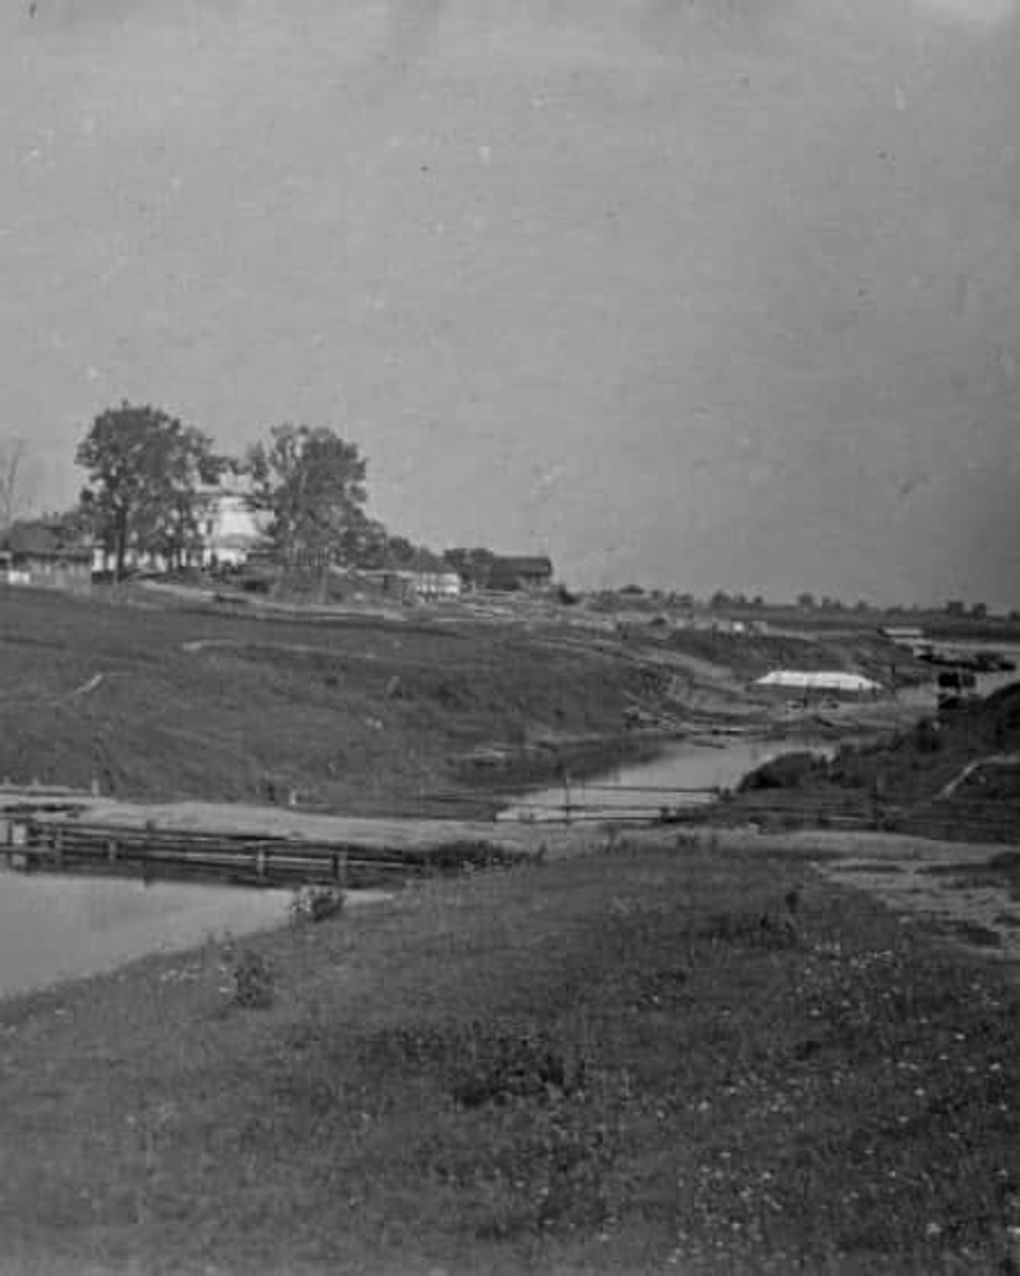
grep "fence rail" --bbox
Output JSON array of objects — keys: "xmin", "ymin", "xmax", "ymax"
[{"xmin": 1, "ymin": 818, "xmax": 532, "ymax": 888}]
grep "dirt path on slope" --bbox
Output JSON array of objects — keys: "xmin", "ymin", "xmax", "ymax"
[{"xmin": 714, "ymin": 827, "xmax": 1020, "ymax": 967}]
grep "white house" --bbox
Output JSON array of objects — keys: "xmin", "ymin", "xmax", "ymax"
[
  {"xmin": 91, "ymin": 481, "xmax": 269, "ymax": 574},
  {"xmin": 412, "ymin": 571, "xmax": 462, "ymax": 600},
  {"xmin": 195, "ymin": 483, "xmax": 269, "ymax": 567}
]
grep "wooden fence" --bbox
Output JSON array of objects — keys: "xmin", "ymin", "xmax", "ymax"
[{"xmin": 1, "ymin": 818, "xmax": 531, "ymax": 889}]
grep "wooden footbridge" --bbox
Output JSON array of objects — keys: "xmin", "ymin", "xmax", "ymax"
[
  {"xmin": 0, "ymin": 787, "xmax": 584, "ymax": 889},
  {"xmin": 0, "ymin": 776, "xmax": 726, "ymax": 889}
]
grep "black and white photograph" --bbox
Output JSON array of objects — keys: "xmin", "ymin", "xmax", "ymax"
[{"xmin": 1, "ymin": 1, "xmax": 1018, "ymax": 1272}]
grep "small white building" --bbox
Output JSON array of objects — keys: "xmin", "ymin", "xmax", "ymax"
[
  {"xmin": 195, "ymin": 484, "xmax": 269, "ymax": 567},
  {"xmin": 754, "ymin": 670, "xmax": 881, "ymax": 695},
  {"xmin": 412, "ymin": 571, "xmax": 462, "ymax": 600}
]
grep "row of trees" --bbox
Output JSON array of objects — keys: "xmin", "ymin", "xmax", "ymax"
[
  {"xmin": 613, "ymin": 585, "xmax": 1003, "ymax": 618},
  {"xmin": 67, "ymin": 402, "xmax": 429, "ymax": 580}
]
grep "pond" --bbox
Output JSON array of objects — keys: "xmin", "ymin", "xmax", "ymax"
[{"xmin": 0, "ymin": 870, "xmax": 296, "ymax": 1001}]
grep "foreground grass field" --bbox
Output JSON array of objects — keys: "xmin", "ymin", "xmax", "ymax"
[{"xmin": 0, "ymin": 836, "xmax": 1017, "ymax": 1275}]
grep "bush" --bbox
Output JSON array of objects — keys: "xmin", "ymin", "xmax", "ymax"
[
  {"xmin": 912, "ymin": 717, "xmax": 943, "ymax": 754},
  {"xmin": 231, "ymin": 950, "xmax": 275, "ymax": 1009},
  {"xmin": 289, "ymin": 886, "xmax": 345, "ymax": 925},
  {"xmin": 737, "ymin": 751, "xmax": 827, "ymax": 792}
]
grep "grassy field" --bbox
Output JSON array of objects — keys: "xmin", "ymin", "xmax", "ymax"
[
  {"xmin": 0, "ymin": 585, "xmax": 665, "ymax": 813},
  {"xmin": 0, "ymin": 834, "xmax": 1017, "ymax": 1274}
]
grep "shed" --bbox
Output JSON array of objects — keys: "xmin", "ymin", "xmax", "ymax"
[
  {"xmin": 2, "ymin": 545, "xmax": 93, "ymax": 593},
  {"xmin": 754, "ymin": 670, "xmax": 881, "ymax": 695},
  {"xmin": 487, "ymin": 555, "xmax": 554, "ymax": 592}
]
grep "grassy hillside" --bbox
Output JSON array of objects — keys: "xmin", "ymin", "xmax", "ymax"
[
  {"xmin": 719, "ymin": 683, "xmax": 1020, "ymax": 843},
  {"xmin": 662, "ymin": 627, "xmax": 914, "ymax": 685},
  {"xmin": 0, "ymin": 586, "xmax": 657, "ymax": 812}
]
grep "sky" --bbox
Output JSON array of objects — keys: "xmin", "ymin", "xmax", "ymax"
[{"xmin": 2, "ymin": 0, "xmax": 1019, "ymax": 607}]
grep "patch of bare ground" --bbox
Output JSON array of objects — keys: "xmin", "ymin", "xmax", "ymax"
[{"xmin": 801, "ymin": 835, "xmax": 1020, "ymax": 965}]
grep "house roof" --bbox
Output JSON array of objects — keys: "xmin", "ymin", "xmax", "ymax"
[
  {"xmin": 491, "ymin": 555, "xmax": 553, "ymax": 575},
  {"xmin": 8, "ymin": 545, "xmax": 93, "ymax": 564},
  {"xmin": 5, "ymin": 522, "xmax": 94, "ymax": 560}
]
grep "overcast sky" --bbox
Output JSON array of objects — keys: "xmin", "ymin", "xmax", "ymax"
[{"xmin": 2, "ymin": 0, "xmax": 1019, "ymax": 606}]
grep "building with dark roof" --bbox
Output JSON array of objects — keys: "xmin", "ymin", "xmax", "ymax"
[{"xmin": 486, "ymin": 555, "xmax": 554, "ymax": 592}]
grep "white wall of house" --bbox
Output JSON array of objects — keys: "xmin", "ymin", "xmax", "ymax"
[
  {"xmin": 412, "ymin": 571, "xmax": 462, "ymax": 599},
  {"xmin": 90, "ymin": 484, "xmax": 270, "ymax": 574},
  {"xmin": 196, "ymin": 487, "xmax": 268, "ymax": 566}
]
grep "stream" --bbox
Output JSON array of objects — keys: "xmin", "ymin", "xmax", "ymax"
[
  {"xmin": 0, "ymin": 731, "xmax": 884, "ymax": 1000},
  {"xmin": 498, "ymin": 734, "xmax": 841, "ymax": 823}
]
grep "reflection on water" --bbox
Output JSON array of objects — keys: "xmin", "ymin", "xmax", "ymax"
[
  {"xmin": 499, "ymin": 736, "xmax": 840, "ymax": 822},
  {"xmin": 0, "ymin": 871, "xmax": 293, "ymax": 1000}
]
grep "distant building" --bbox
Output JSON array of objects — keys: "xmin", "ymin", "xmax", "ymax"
[
  {"xmin": 880, "ymin": 626, "xmax": 932, "ymax": 660},
  {"xmin": 486, "ymin": 555, "xmax": 554, "ymax": 592},
  {"xmin": 1, "ymin": 539, "xmax": 93, "ymax": 593},
  {"xmin": 339, "ymin": 568, "xmax": 462, "ymax": 601},
  {"xmin": 90, "ymin": 481, "xmax": 270, "ymax": 575},
  {"xmin": 881, "ymin": 625, "xmax": 925, "ymax": 644},
  {"xmin": 411, "ymin": 571, "xmax": 462, "ymax": 599},
  {"xmin": 754, "ymin": 670, "xmax": 881, "ymax": 695},
  {"xmin": 195, "ymin": 483, "xmax": 270, "ymax": 567}
]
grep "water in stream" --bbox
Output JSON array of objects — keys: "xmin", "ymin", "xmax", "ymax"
[
  {"xmin": 497, "ymin": 735, "xmax": 840, "ymax": 822},
  {"xmin": 0, "ymin": 870, "xmax": 294, "ymax": 1001}
]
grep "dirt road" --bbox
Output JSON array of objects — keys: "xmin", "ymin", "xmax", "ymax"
[{"xmin": 665, "ymin": 825, "xmax": 1020, "ymax": 967}]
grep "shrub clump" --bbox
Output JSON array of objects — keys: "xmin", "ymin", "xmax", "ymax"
[
  {"xmin": 289, "ymin": 885, "xmax": 345, "ymax": 925},
  {"xmin": 737, "ymin": 750, "xmax": 827, "ymax": 792},
  {"xmin": 450, "ymin": 1026, "xmax": 587, "ymax": 1108},
  {"xmin": 231, "ymin": 950, "xmax": 275, "ymax": 1009}
]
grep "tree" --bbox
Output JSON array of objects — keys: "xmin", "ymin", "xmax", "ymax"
[
  {"xmin": 443, "ymin": 547, "xmax": 498, "ymax": 590},
  {"xmin": 245, "ymin": 425, "xmax": 369, "ymax": 566},
  {"xmin": 54, "ymin": 494, "xmax": 104, "ymax": 548},
  {"xmin": 796, "ymin": 592, "xmax": 816, "ymax": 610},
  {"xmin": 75, "ymin": 402, "xmax": 222, "ymax": 579},
  {"xmin": 0, "ymin": 436, "xmax": 29, "ymax": 534},
  {"xmin": 146, "ymin": 424, "xmax": 227, "ymax": 568}
]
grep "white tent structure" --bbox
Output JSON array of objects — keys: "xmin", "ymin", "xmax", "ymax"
[{"xmin": 754, "ymin": 670, "xmax": 881, "ymax": 694}]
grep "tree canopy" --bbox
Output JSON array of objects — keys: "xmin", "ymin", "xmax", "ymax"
[
  {"xmin": 75, "ymin": 401, "xmax": 223, "ymax": 578},
  {"xmin": 245, "ymin": 424, "xmax": 371, "ymax": 566}
]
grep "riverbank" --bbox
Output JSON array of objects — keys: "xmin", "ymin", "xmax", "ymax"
[
  {"xmin": 706, "ymin": 681, "xmax": 1020, "ymax": 845},
  {"xmin": 1, "ymin": 830, "xmax": 1018, "ymax": 1275},
  {"xmin": 0, "ymin": 584, "xmax": 925, "ymax": 819}
]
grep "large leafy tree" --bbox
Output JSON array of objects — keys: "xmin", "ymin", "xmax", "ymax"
[
  {"xmin": 443, "ymin": 547, "xmax": 497, "ymax": 589},
  {"xmin": 75, "ymin": 402, "xmax": 223, "ymax": 578},
  {"xmin": 245, "ymin": 424, "xmax": 370, "ymax": 565}
]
